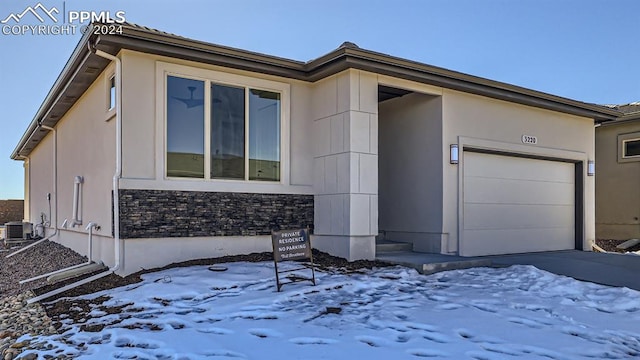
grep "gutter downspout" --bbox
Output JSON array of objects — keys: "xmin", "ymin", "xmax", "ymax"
[
  {"xmin": 27, "ymin": 40, "xmax": 123, "ymax": 305},
  {"xmin": 92, "ymin": 42, "xmax": 123, "ymax": 275},
  {"xmin": 39, "ymin": 124, "xmax": 58, "ymax": 232}
]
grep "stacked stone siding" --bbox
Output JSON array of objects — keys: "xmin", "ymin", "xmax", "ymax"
[
  {"xmin": 0, "ymin": 200, "xmax": 24, "ymax": 224},
  {"xmin": 118, "ymin": 189, "xmax": 314, "ymax": 239}
]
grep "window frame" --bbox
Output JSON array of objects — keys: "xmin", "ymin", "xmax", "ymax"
[
  {"xmin": 105, "ymin": 65, "xmax": 116, "ymax": 121},
  {"xmin": 617, "ymin": 132, "xmax": 640, "ymax": 163},
  {"xmin": 623, "ymin": 138, "xmax": 640, "ymax": 158},
  {"xmin": 158, "ymin": 62, "xmax": 290, "ymax": 184}
]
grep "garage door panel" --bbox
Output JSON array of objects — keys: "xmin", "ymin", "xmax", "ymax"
[
  {"xmin": 464, "ymin": 152, "xmax": 574, "ymax": 183},
  {"xmin": 462, "ymin": 151, "xmax": 576, "ymax": 256},
  {"xmin": 464, "ymin": 177, "xmax": 574, "ymax": 206},
  {"xmin": 463, "ymin": 228, "xmax": 576, "ymax": 257},
  {"xmin": 464, "ymin": 203, "xmax": 574, "ymax": 230}
]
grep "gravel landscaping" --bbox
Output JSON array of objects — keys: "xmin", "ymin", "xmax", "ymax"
[
  {"xmin": 0, "ymin": 240, "xmax": 86, "ymax": 359},
  {"xmin": 595, "ymin": 239, "xmax": 640, "ymax": 253},
  {"xmin": 0, "ymin": 241, "xmax": 87, "ymax": 298}
]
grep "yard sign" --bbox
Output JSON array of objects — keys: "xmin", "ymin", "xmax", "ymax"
[{"xmin": 271, "ymin": 228, "xmax": 316, "ymax": 291}]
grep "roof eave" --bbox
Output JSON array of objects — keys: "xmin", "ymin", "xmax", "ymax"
[
  {"xmin": 11, "ymin": 28, "xmax": 96, "ymax": 160},
  {"xmin": 599, "ymin": 112, "xmax": 640, "ymax": 127},
  {"xmin": 113, "ymin": 27, "xmax": 621, "ymax": 121},
  {"xmin": 339, "ymin": 48, "xmax": 621, "ymax": 121},
  {"xmin": 12, "ymin": 24, "xmax": 623, "ymax": 161}
]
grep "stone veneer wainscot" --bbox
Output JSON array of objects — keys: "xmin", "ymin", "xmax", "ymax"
[{"xmin": 118, "ymin": 189, "xmax": 314, "ymax": 239}]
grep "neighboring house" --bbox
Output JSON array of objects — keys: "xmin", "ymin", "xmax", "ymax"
[
  {"xmin": 0, "ymin": 199, "xmax": 24, "ymax": 224},
  {"xmin": 11, "ymin": 23, "xmax": 620, "ymax": 276},
  {"xmin": 595, "ymin": 103, "xmax": 640, "ymax": 240}
]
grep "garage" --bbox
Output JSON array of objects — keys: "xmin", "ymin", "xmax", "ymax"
[{"xmin": 461, "ymin": 151, "xmax": 576, "ymax": 256}]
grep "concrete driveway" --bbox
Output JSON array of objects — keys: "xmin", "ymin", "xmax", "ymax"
[
  {"xmin": 377, "ymin": 250, "xmax": 640, "ymax": 290},
  {"xmin": 487, "ymin": 250, "xmax": 640, "ymax": 291}
]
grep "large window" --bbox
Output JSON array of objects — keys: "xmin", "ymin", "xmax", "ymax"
[
  {"xmin": 166, "ymin": 73, "xmax": 282, "ymax": 182},
  {"xmin": 167, "ymin": 76, "xmax": 205, "ymax": 178}
]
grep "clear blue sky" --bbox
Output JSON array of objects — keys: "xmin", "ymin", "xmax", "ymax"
[{"xmin": 1, "ymin": 0, "xmax": 638, "ymax": 199}]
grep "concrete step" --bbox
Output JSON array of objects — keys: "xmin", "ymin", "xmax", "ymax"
[{"xmin": 376, "ymin": 240, "xmax": 413, "ymax": 253}]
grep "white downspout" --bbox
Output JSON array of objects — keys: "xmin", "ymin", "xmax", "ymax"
[
  {"xmin": 39, "ymin": 124, "xmax": 58, "ymax": 232},
  {"xmin": 26, "ymin": 41, "xmax": 123, "ymax": 305},
  {"xmin": 92, "ymin": 44, "xmax": 123, "ymax": 275}
]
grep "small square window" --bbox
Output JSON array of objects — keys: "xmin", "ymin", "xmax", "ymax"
[
  {"xmin": 623, "ymin": 138, "xmax": 640, "ymax": 158},
  {"xmin": 108, "ymin": 75, "xmax": 116, "ymax": 110}
]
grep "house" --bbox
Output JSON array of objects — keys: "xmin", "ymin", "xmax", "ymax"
[
  {"xmin": 595, "ymin": 103, "xmax": 640, "ymax": 240},
  {"xmin": 0, "ymin": 199, "xmax": 24, "ymax": 240},
  {"xmin": 0, "ymin": 200, "xmax": 24, "ymax": 225},
  {"xmin": 11, "ymin": 23, "xmax": 621, "ymax": 277}
]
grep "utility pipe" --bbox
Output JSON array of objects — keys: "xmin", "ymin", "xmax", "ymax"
[
  {"xmin": 86, "ymin": 222, "xmax": 96, "ymax": 262},
  {"xmin": 28, "ymin": 39, "xmax": 125, "ymax": 305},
  {"xmin": 20, "ymin": 222, "xmax": 97, "ymax": 285},
  {"xmin": 16, "ymin": 155, "xmax": 30, "ymax": 222},
  {"xmin": 6, "ymin": 229, "xmax": 56, "ymax": 258},
  {"xmin": 70, "ymin": 176, "xmax": 83, "ymax": 227},
  {"xmin": 39, "ymin": 124, "xmax": 58, "ymax": 233}
]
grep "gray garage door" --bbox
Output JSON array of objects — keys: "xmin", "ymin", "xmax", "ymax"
[{"xmin": 461, "ymin": 151, "xmax": 575, "ymax": 256}]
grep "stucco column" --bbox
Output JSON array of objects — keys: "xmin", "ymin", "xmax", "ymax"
[{"xmin": 311, "ymin": 70, "xmax": 378, "ymax": 261}]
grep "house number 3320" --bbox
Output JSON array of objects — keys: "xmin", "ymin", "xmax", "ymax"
[{"xmin": 521, "ymin": 135, "xmax": 538, "ymax": 145}]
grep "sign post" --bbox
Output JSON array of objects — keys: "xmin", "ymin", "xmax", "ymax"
[{"xmin": 271, "ymin": 228, "xmax": 316, "ymax": 291}]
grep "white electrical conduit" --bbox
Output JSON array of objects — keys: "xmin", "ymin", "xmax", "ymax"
[
  {"xmin": 20, "ymin": 222, "xmax": 97, "ymax": 285},
  {"xmin": 28, "ymin": 40, "xmax": 123, "ymax": 305}
]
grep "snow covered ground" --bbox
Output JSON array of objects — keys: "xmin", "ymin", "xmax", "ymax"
[{"xmin": 22, "ymin": 262, "xmax": 640, "ymax": 359}]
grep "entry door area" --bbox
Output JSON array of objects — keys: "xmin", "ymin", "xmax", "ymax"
[{"xmin": 461, "ymin": 151, "xmax": 576, "ymax": 256}]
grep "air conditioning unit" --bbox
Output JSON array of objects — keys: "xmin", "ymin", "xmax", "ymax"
[
  {"xmin": 5, "ymin": 222, "xmax": 22, "ymax": 239},
  {"xmin": 4, "ymin": 222, "xmax": 33, "ymax": 244},
  {"xmin": 23, "ymin": 222, "xmax": 33, "ymax": 240}
]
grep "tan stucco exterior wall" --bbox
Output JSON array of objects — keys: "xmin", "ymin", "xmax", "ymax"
[
  {"xmin": 442, "ymin": 89, "xmax": 595, "ymax": 253},
  {"xmin": 27, "ymin": 66, "xmax": 116, "ymax": 264},
  {"xmin": 595, "ymin": 121, "xmax": 640, "ymax": 239},
  {"xmin": 28, "ymin": 133, "xmax": 54, "ymax": 229},
  {"xmin": 111, "ymin": 51, "xmax": 316, "ymax": 273},
  {"xmin": 378, "ymin": 93, "xmax": 444, "ymax": 252},
  {"xmin": 119, "ymin": 50, "xmax": 313, "ymax": 192},
  {"xmin": 311, "ymin": 69, "xmax": 379, "ymax": 260}
]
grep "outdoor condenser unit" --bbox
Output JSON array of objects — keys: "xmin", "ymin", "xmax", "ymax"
[
  {"xmin": 4, "ymin": 222, "xmax": 33, "ymax": 241},
  {"xmin": 5, "ymin": 221, "xmax": 23, "ymax": 240},
  {"xmin": 22, "ymin": 222, "xmax": 33, "ymax": 240}
]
